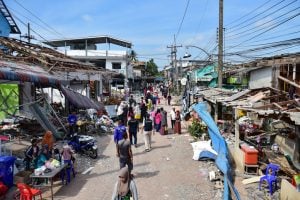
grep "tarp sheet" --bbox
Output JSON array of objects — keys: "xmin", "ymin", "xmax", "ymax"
[
  {"xmin": 192, "ymin": 102, "xmax": 241, "ymax": 200},
  {"xmin": 61, "ymin": 86, "xmax": 104, "ymax": 110},
  {"xmin": 0, "ymin": 68, "xmax": 60, "ymax": 87}
]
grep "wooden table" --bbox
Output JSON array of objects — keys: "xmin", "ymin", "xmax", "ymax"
[{"xmin": 30, "ymin": 163, "xmax": 67, "ymax": 200}]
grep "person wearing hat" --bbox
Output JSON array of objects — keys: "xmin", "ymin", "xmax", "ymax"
[{"xmin": 112, "ymin": 166, "xmax": 138, "ymax": 200}]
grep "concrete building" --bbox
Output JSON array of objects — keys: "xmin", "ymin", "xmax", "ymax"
[{"xmin": 44, "ymin": 36, "xmax": 133, "ymax": 91}]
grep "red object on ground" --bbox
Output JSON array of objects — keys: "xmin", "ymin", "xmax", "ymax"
[
  {"xmin": 241, "ymin": 145, "xmax": 258, "ymax": 165},
  {"xmin": 17, "ymin": 183, "xmax": 43, "ymax": 200},
  {"xmin": 0, "ymin": 182, "xmax": 8, "ymax": 197}
]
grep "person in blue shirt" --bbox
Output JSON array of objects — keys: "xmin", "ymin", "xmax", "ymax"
[
  {"xmin": 68, "ymin": 111, "xmax": 78, "ymax": 137},
  {"xmin": 114, "ymin": 120, "xmax": 127, "ymax": 155},
  {"xmin": 114, "ymin": 120, "xmax": 126, "ymax": 143}
]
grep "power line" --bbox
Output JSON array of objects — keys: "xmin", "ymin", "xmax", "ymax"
[
  {"xmin": 226, "ymin": 38, "xmax": 300, "ymax": 55},
  {"xmin": 227, "ymin": 0, "xmax": 287, "ymax": 31},
  {"xmin": 13, "ymin": 14, "xmax": 51, "ymax": 43},
  {"xmin": 228, "ymin": 29, "xmax": 300, "ymax": 48},
  {"xmin": 226, "ymin": 2, "xmax": 299, "ymax": 39},
  {"xmin": 226, "ymin": 12, "xmax": 300, "ymax": 50},
  {"xmin": 8, "ymin": 6, "xmax": 62, "ymax": 38},
  {"xmin": 13, "ymin": 0, "xmax": 65, "ymax": 39},
  {"xmin": 225, "ymin": 0, "xmax": 273, "ymax": 27},
  {"xmin": 175, "ymin": 0, "xmax": 191, "ymax": 40},
  {"xmin": 188, "ymin": 0, "xmax": 209, "ymax": 45}
]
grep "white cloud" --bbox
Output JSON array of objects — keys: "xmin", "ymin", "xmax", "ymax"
[{"xmin": 82, "ymin": 14, "xmax": 93, "ymax": 22}]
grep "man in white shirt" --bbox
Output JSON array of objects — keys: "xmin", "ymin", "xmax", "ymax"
[{"xmin": 170, "ymin": 107, "xmax": 176, "ymax": 130}]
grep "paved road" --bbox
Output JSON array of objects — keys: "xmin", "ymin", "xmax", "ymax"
[{"xmin": 52, "ymin": 102, "xmax": 219, "ymax": 200}]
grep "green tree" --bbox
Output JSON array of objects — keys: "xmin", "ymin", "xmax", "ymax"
[{"xmin": 145, "ymin": 59, "xmax": 159, "ymax": 76}]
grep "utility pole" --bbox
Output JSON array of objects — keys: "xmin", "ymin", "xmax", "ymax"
[
  {"xmin": 20, "ymin": 23, "xmax": 35, "ymax": 43},
  {"xmin": 218, "ymin": 0, "xmax": 224, "ymax": 88},
  {"xmin": 167, "ymin": 35, "xmax": 182, "ymax": 94}
]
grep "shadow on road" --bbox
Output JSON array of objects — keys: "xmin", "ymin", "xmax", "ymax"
[
  {"xmin": 55, "ymin": 161, "xmax": 151, "ymax": 198},
  {"xmin": 134, "ymin": 170, "xmax": 160, "ymax": 179},
  {"xmin": 152, "ymin": 144, "xmax": 172, "ymax": 150}
]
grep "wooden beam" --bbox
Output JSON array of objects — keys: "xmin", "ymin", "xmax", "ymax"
[
  {"xmin": 272, "ymin": 102, "xmax": 283, "ymax": 110},
  {"xmin": 262, "ymin": 94, "xmax": 286, "ymax": 100},
  {"xmin": 255, "ymin": 99, "xmax": 297, "ymax": 109},
  {"xmin": 278, "ymin": 75, "xmax": 300, "ymax": 89}
]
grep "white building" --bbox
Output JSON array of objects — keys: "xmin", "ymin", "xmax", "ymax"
[{"xmin": 44, "ymin": 36, "xmax": 133, "ymax": 91}]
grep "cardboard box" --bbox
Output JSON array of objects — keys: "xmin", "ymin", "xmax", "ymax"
[{"xmin": 14, "ymin": 171, "xmax": 32, "ymax": 184}]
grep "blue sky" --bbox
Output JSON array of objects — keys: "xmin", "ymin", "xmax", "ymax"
[{"xmin": 6, "ymin": 0, "xmax": 300, "ymax": 69}]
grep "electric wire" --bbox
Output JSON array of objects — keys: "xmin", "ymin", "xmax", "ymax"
[
  {"xmin": 226, "ymin": 4, "xmax": 300, "ymax": 40},
  {"xmin": 226, "ymin": 38, "xmax": 300, "ymax": 56},
  {"xmin": 188, "ymin": 0, "xmax": 209, "ymax": 46},
  {"xmin": 13, "ymin": 14, "xmax": 51, "ymax": 43},
  {"xmin": 226, "ymin": 12, "xmax": 300, "ymax": 50},
  {"xmin": 225, "ymin": 0, "xmax": 273, "ymax": 27},
  {"xmin": 13, "ymin": 0, "xmax": 66, "ymax": 39},
  {"xmin": 175, "ymin": 0, "xmax": 191, "ymax": 40},
  {"xmin": 8, "ymin": 6, "xmax": 62, "ymax": 38},
  {"xmin": 227, "ymin": 0, "xmax": 287, "ymax": 31},
  {"xmin": 228, "ymin": 30, "xmax": 300, "ymax": 49}
]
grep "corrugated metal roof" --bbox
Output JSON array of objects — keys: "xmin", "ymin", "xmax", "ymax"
[{"xmin": 44, "ymin": 35, "xmax": 132, "ymax": 48}]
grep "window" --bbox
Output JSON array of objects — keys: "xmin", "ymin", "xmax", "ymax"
[{"xmin": 112, "ymin": 62, "xmax": 121, "ymax": 69}]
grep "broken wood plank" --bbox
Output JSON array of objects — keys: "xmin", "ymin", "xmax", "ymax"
[
  {"xmin": 242, "ymin": 176, "xmax": 263, "ymax": 185},
  {"xmin": 273, "ymin": 102, "xmax": 283, "ymax": 110}
]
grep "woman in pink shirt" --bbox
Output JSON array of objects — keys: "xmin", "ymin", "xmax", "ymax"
[{"xmin": 154, "ymin": 109, "xmax": 162, "ymax": 133}]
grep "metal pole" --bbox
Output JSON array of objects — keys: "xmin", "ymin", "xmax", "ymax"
[
  {"xmin": 218, "ymin": 0, "xmax": 224, "ymax": 88},
  {"xmin": 235, "ymin": 107, "xmax": 240, "ymax": 149},
  {"xmin": 27, "ymin": 23, "xmax": 31, "ymax": 43}
]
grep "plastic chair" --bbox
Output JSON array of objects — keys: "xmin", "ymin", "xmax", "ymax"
[
  {"xmin": 259, "ymin": 163, "xmax": 280, "ymax": 195},
  {"xmin": 16, "ymin": 183, "xmax": 42, "ymax": 200}
]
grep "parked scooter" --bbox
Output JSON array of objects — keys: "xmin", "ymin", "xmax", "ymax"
[{"xmin": 68, "ymin": 134, "xmax": 98, "ymax": 159}]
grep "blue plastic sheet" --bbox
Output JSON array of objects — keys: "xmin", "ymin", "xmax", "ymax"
[{"xmin": 192, "ymin": 102, "xmax": 241, "ymax": 200}]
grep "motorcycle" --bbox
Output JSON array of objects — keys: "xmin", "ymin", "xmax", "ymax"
[{"xmin": 68, "ymin": 134, "xmax": 98, "ymax": 159}]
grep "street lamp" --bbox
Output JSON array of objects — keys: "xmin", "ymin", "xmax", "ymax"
[{"xmin": 183, "ymin": 45, "xmax": 212, "ymax": 61}]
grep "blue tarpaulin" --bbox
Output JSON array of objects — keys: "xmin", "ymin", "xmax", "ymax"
[{"xmin": 192, "ymin": 102, "xmax": 241, "ymax": 200}]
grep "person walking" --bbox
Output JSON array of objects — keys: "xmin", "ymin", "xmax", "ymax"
[
  {"xmin": 67, "ymin": 111, "xmax": 78, "ymax": 137},
  {"xmin": 117, "ymin": 131, "xmax": 133, "ymax": 173},
  {"xmin": 127, "ymin": 117, "xmax": 139, "ymax": 147},
  {"xmin": 127, "ymin": 106, "xmax": 134, "ymax": 121},
  {"xmin": 114, "ymin": 120, "xmax": 127, "ymax": 154},
  {"xmin": 160, "ymin": 108, "xmax": 168, "ymax": 135},
  {"xmin": 112, "ymin": 166, "xmax": 138, "ymax": 200},
  {"xmin": 140, "ymin": 99, "xmax": 147, "ymax": 122},
  {"xmin": 61, "ymin": 144, "xmax": 76, "ymax": 184},
  {"xmin": 128, "ymin": 95, "xmax": 136, "ymax": 107},
  {"xmin": 117, "ymin": 102, "xmax": 125, "ymax": 122},
  {"xmin": 154, "ymin": 109, "xmax": 162, "ymax": 133},
  {"xmin": 142, "ymin": 114, "xmax": 154, "ymax": 152},
  {"xmin": 174, "ymin": 110, "xmax": 182, "ymax": 134},
  {"xmin": 167, "ymin": 94, "xmax": 172, "ymax": 106},
  {"xmin": 170, "ymin": 107, "xmax": 176, "ymax": 130}
]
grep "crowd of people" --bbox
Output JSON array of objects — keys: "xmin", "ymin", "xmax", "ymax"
[
  {"xmin": 24, "ymin": 130, "xmax": 76, "ymax": 185},
  {"xmin": 112, "ymin": 86, "xmax": 182, "ymax": 199}
]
